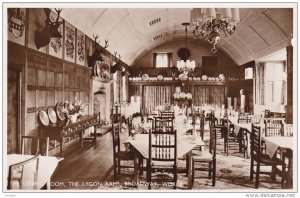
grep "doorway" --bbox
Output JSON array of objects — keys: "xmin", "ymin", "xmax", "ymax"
[
  {"xmin": 7, "ymin": 68, "xmax": 21, "ymax": 154},
  {"xmin": 94, "ymin": 92, "xmax": 106, "ymax": 123}
]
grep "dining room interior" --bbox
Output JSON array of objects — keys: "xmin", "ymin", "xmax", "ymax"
[{"xmin": 4, "ymin": 2, "xmax": 297, "ymax": 193}]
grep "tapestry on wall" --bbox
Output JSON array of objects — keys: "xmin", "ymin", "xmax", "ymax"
[
  {"xmin": 7, "ymin": 8, "xmax": 26, "ymax": 45},
  {"xmin": 76, "ymin": 29, "xmax": 85, "ymax": 66},
  {"xmin": 64, "ymin": 21, "xmax": 75, "ymax": 63},
  {"xmin": 49, "ymin": 10, "xmax": 63, "ymax": 58}
]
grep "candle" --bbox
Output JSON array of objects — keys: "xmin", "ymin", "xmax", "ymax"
[
  {"xmin": 234, "ymin": 97, "xmax": 237, "ymax": 110},
  {"xmin": 241, "ymin": 95, "xmax": 245, "ymax": 107},
  {"xmin": 227, "ymin": 97, "xmax": 232, "ymax": 108}
]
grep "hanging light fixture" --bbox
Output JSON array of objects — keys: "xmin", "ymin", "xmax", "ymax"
[
  {"xmin": 190, "ymin": 8, "xmax": 240, "ymax": 53},
  {"xmin": 176, "ymin": 22, "xmax": 196, "ymax": 74}
]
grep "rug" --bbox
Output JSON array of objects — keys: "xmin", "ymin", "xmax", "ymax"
[{"xmin": 98, "ymin": 133, "xmax": 283, "ymax": 191}]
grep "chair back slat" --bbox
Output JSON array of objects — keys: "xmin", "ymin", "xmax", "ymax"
[
  {"xmin": 251, "ymin": 124, "xmax": 261, "ymax": 159},
  {"xmin": 149, "ymin": 130, "xmax": 177, "ymax": 162},
  {"xmin": 111, "ymin": 114, "xmax": 122, "ymax": 154}
]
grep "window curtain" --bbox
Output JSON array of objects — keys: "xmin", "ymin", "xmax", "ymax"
[
  {"xmin": 281, "ymin": 63, "xmax": 287, "ymax": 105},
  {"xmin": 256, "ymin": 63, "xmax": 265, "ymax": 105},
  {"xmin": 143, "ymin": 86, "xmax": 172, "ymax": 114},
  {"xmin": 183, "ymin": 85, "xmax": 224, "ymax": 106},
  {"xmin": 153, "ymin": 53, "xmax": 172, "ymax": 68}
]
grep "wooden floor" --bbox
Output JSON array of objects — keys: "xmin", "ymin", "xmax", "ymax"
[{"xmin": 51, "ymin": 128, "xmax": 114, "ymax": 189}]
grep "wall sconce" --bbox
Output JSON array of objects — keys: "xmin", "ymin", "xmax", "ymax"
[
  {"xmin": 35, "ymin": 8, "xmax": 63, "ymax": 50},
  {"xmin": 88, "ymin": 34, "xmax": 109, "ymax": 67}
]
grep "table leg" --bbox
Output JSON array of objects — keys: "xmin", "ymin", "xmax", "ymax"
[
  {"xmin": 60, "ymin": 138, "xmax": 63, "ymax": 157},
  {"xmin": 79, "ymin": 131, "xmax": 83, "ymax": 148},
  {"xmin": 246, "ymin": 133, "xmax": 251, "ymax": 159},
  {"xmin": 134, "ymin": 152, "xmax": 139, "ymax": 186},
  {"xmin": 94, "ymin": 126, "xmax": 97, "ymax": 143},
  {"xmin": 187, "ymin": 153, "xmax": 193, "ymax": 189}
]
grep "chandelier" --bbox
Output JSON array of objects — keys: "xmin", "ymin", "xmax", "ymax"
[
  {"xmin": 190, "ymin": 8, "xmax": 240, "ymax": 53},
  {"xmin": 176, "ymin": 23, "xmax": 196, "ymax": 74}
]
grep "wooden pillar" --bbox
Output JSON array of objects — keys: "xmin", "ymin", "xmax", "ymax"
[{"xmin": 286, "ymin": 45, "xmax": 293, "ymax": 124}]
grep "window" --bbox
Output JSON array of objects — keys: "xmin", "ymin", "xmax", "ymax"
[
  {"xmin": 264, "ymin": 62, "xmax": 286, "ymax": 105},
  {"xmin": 153, "ymin": 53, "xmax": 172, "ymax": 67}
]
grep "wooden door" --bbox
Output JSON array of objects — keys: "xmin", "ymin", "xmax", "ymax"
[{"xmin": 7, "ymin": 68, "xmax": 20, "ymax": 154}]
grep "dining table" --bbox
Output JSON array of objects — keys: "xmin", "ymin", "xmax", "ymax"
[
  {"xmin": 262, "ymin": 136, "xmax": 294, "ymax": 188},
  {"xmin": 6, "ymin": 154, "xmax": 63, "ymax": 190},
  {"xmin": 125, "ymin": 131, "xmax": 205, "ymax": 189}
]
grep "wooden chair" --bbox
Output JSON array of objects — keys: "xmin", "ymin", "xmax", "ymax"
[
  {"xmin": 153, "ymin": 116, "xmax": 174, "ymax": 132},
  {"xmin": 7, "ymin": 155, "xmax": 40, "ymax": 190},
  {"xmin": 250, "ymin": 124, "xmax": 286, "ymax": 188},
  {"xmin": 264, "ymin": 119, "xmax": 284, "ymax": 136},
  {"xmin": 147, "ymin": 129, "xmax": 177, "ymax": 189},
  {"xmin": 238, "ymin": 113, "xmax": 250, "ymax": 124},
  {"xmin": 190, "ymin": 126, "xmax": 217, "ymax": 186},
  {"xmin": 194, "ymin": 112, "xmax": 205, "ymax": 141},
  {"xmin": 223, "ymin": 118, "xmax": 240, "ymax": 156},
  {"xmin": 111, "ymin": 121, "xmax": 136, "ymax": 180},
  {"xmin": 208, "ymin": 113, "xmax": 225, "ymax": 139},
  {"xmin": 21, "ymin": 136, "xmax": 49, "ymax": 156}
]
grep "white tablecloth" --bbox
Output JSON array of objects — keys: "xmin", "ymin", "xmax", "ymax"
[
  {"xmin": 6, "ymin": 154, "xmax": 63, "ymax": 190},
  {"xmin": 126, "ymin": 134, "xmax": 204, "ymax": 159},
  {"xmin": 263, "ymin": 136, "xmax": 294, "ymax": 158}
]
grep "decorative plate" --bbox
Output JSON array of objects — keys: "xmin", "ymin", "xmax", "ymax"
[
  {"xmin": 186, "ymin": 93, "xmax": 192, "ymax": 99},
  {"xmin": 39, "ymin": 110, "xmax": 49, "ymax": 126},
  {"xmin": 142, "ymin": 74, "xmax": 149, "ymax": 81},
  {"xmin": 179, "ymin": 73, "xmax": 188, "ymax": 81},
  {"xmin": 56, "ymin": 103, "xmax": 66, "ymax": 121},
  {"xmin": 219, "ymin": 74, "xmax": 225, "ymax": 81},
  {"xmin": 48, "ymin": 107, "xmax": 57, "ymax": 124},
  {"xmin": 157, "ymin": 75, "xmax": 163, "ymax": 81},
  {"xmin": 201, "ymin": 75, "xmax": 208, "ymax": 81}
]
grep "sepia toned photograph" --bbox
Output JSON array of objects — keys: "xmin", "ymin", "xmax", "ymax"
[{"xmin": 2, "ymin": 1, "xmax": 298, "ymax": 196}]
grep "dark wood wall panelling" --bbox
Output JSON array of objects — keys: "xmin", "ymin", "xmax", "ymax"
[
  {"xmin": 27, "ymin": 48, "xmax": 90, "ymax": 112},
  {"xmin": 286, "ymin": 45, "xmax": 293, "ymax": 123},
  {"xmin": 9, "ymin": 42, "xmax": 92, "ymax": 137}
]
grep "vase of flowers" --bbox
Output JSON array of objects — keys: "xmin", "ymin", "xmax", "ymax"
[{"xmin": 61, "ymin": 99, "xmax": 85, "ymax": 124}]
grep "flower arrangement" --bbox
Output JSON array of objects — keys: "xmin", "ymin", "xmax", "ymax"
[{"xmin": 62, "ymin": 99, "xmax": 85, "ymax": 123}]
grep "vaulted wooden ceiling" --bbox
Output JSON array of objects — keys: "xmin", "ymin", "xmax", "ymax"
[{"xmin": 60, "ymin": 5, "xmax": 294, "ymax": 66}]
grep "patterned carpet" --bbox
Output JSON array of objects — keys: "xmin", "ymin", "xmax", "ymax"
[{"xmin": 98, "ymin": 130, "xmax": 283, "ymax": 191}]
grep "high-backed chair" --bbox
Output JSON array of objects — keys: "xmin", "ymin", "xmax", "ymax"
[
  {"xmin": 147, "ymin": 129, "xmax": 177, "ymax": 189},
  {"xmin": 264, "ymin": 119, "xmax": 284, "ymax": 136},
  {"xmin": 250, "ymin": 124, "xmax": 286, "ymax": 188},
  {"xmin": 223, "ymin": 118, "xmax": 240, "ymax": 156},
  {"xmin": 111, "ymin": 121, "xmax": 136, "ymax": 180},
  {"xmin": 21, "ymin": 136, "xmax": 49, "ymax": 156},
  {"xmin": 206, "ymin": 112, "xmax": 225, "ymax": 139},
  {"xmin": 190, "ymin": 126, "xmax": 217, "ymax": 186},
  {"xmin": 7, "ymin": 155, "xmax": 40, "ymax": 190}
]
